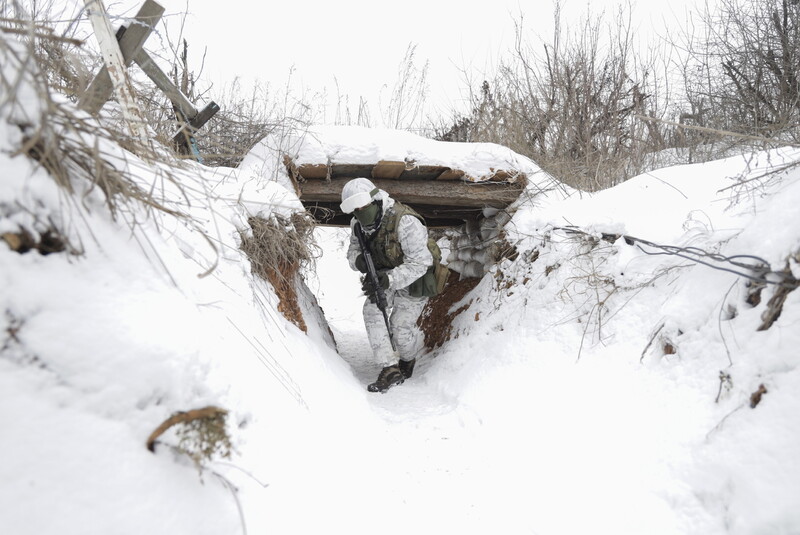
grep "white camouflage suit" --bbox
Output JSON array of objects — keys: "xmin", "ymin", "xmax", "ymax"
[{"xmin": 346, "ymin": 188, "xmax": 432, "ymax": 367}]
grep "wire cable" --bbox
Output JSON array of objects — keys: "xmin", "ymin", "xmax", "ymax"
[{"xmin": 550, "ymin": 226, "xmax": 797, "ymax": 290}]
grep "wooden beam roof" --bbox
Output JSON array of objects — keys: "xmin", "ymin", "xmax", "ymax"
[{"xmin": 286, "ymin": 157, "xmax": 526, "ymax": 227}]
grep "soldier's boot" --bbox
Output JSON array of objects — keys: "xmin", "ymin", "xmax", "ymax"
[
  {"xmin": 367, "ymin": 365, "xmax": 404, "ymax": 393},
  {"xmin": 398, "ymin": 358, "xmax": 416, "ymax": 380}
]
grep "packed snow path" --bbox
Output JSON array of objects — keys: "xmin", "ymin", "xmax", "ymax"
[
  {"xmin": 330, "ymin": 321, "xmax": 512, "ymax": 532},
  {"xmin": 334, "ymin": 323, "xmax": 459, "ymax": 422},
  {"xmin": 314, "ymin": 229, "xmax": 702, "ymax": 534},
  {"xmin": 327, "ymin": 305, "xmax": 702, "ymax": 534}
]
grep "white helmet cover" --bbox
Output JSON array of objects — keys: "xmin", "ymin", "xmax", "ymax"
[{"xmin": 340, "ymin": 177, "xmax": 379, "ymax": 213}]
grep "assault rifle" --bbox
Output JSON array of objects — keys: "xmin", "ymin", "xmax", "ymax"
[{"xmin": 354, "ymin": 222, "xmax": 398, "ymax": 355}]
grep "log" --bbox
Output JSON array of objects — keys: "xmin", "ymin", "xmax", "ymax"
[
  {"xmin": 297, "ymin": 163, "xmax": 328, "ymax": 179},
  {"xmin": 305, "ymin": 201, "xmax": 479, "ymax": 227},
  {"xmin": 399, "ymin": 164, "xmax": 447, "ymax": 180},
  {"xmin": 489, "ymin": 169, "xmax": 522, "ymax": 182},
  {"xmin": 288, "ymin": 160, "xmax": 527, "ymax": 185},
  {"xmin": 297, "ymin": 177, "xmax": 524, "ymax": 209},
  {"xmin": 330, "ymin": 163, "xmax": 373, "ymax": 179}
]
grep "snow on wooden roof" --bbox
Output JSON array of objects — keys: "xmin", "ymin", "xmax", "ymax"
[{"xmin": 281, "ymin": 125, "xmax": 536, "ymax": 226}]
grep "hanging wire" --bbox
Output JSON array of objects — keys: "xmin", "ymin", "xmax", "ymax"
[{"xmin": 550, "ymin": 226, "xmax": 797, "ymax": 290}]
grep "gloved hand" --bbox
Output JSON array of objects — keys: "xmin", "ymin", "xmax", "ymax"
[
  {"xmin": 355, "ymin": 254, "xmax": 367, "ymax": 273},
  {"xmin": 376, "ymin": 271, "xmax": 390, "ymax": 290},
  {"xmin": 361, "ymin": 271, "xmax": 390, "ymax": 303}
]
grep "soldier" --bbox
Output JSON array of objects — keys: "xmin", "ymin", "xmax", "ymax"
[{"xmin": 340, "ymin": 178, "xmax": 447, "ymax": 393}]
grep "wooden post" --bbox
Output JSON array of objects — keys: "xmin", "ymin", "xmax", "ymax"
[
  {"xmin": 81, "ymin": 0, "xmax": 150, "ymax": 144},
  {"xmin": 172, "ymin": 101, "xmax": 220, "ymax": 145},
  {"xmin": 79, "ymin": 0, "xmax": 165, "ymax": 115},
  {"xmin": 135, "ymin": 47, "xmax": 198, "ymax": 120},
  {"xmin": 115, "ymin": 23, "xmax": 219, "ymax": 162},
  {"xmin": 115, "ymin": 24, "xmax": 198, "ymax": 120},
  {"xmin": 79, "ymin": 0, "xmax": 219, "ymax": 162}
]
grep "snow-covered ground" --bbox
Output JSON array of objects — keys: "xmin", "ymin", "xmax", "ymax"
[
  {"xmin": 310, "ymin": 148, "xmax": 800, "ymax": 534},
  {"xmin": 1, "ymin": 41, "xmax": 799, "ymax": 533}
]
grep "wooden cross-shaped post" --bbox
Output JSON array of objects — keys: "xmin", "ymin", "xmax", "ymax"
[
  {"xmin": 114, "ymin": 24, "xmax": 220, "ymax": 161},
  {"xmin": 80, "ymin": 0, "xmax": 152, "ymax": 145},
  {"xmin": 79, "ymin": 0, "xmax": 219, "ymax": 162}
]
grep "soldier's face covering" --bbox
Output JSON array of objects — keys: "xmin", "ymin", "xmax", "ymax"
[{"xmin": 354, "ymin": 201, "xmax": 381, "ymax": 229}]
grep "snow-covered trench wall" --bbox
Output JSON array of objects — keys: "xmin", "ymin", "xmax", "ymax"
[
  {"xmin": 0, "ymin": 40, "xmax": 372, "ymax": 534},
  {"xmin": 411, "ymin": 148, "xmax": 800, "ymax": 533}
]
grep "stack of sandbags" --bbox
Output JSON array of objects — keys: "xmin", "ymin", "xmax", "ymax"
[{"xmin": 444, "ymin": 211, "xmax": 513, "ymax": 279}]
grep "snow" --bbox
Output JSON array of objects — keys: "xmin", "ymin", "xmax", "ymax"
[
  {"xmin": 240, "ymin": 124, "xmax": 540, "ymax": 184},
  {"xmin": 2, "ymin": 62, "xmax": 800, "ymax": 535}
]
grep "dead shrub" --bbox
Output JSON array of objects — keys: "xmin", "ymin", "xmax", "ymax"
[
  {"xmin": 146, "ymin": 406, "xmax": 232, "ymax": 474},
  {"xmin": 436, "ymin": 4, "xmax": 671, "ymax": 191},
  {"xmin": 1, "ymin": 10, "xmax": 189, "ymax": 251},
  {"xmin": 757, "ymin": 264, "xmax": 798, "ymax": 331},
  {"xmin": 680, "ymin": 0, "xmax": 800, "ymax": 144},
  {"xmin": 239, "ymin": 212, "xmax": 319, "ymax": 332}
]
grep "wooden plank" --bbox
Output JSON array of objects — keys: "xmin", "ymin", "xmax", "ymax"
[
  {"xmin": 187, "ymin": 101, "xmax": 220, "ymax": 129},
  {"xmin": 129, "ymin": 32, "xmax": 198, "ymax": 119},
  {"xmin": 437, "ymin": 168, "xmax": 465, "ymax": 180},
  {"xmin": 293, "ymin": 162, "xmax": 376, "ymax": 180},
  {"xmin": 81, "ymin": 0, "xmax": 150, "ymax": 142},
  {"xmin": 172, "ymin": 101, "xmax": 220, "ymax": 145},
  {"xmin": 297, "ymin": 177, "xmax": 523, "ymax": 208},
  {"xmin": 371, "ymin": 160, "xmax": 407, "ymax": 179},
  {"xmin": 79, "ymin": 0, "xmax": 165, "ymax": 114}
]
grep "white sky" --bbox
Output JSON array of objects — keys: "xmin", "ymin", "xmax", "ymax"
[{"xmin": 108, "ymin": 0, "xmax": 699, "ymax": 122}]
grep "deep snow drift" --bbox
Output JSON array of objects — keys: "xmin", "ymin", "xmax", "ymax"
[{"xmin": 1, "ymin": 64, "xmax": 798, "ymax": 534}]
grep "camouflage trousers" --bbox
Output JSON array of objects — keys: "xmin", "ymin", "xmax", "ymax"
[{"xmin": 363, "ymin": 288, "xmax": 427, "ymax": 367}]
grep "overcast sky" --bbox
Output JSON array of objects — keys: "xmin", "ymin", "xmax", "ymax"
[{"xmin": 104, "ymin": 0, "xmax": 699, "ymax": 123}]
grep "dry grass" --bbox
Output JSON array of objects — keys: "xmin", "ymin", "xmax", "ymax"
[
  {"xmin": 146, "ymin": 406, "xmax": 232, "ymax": 474},
  {"xmin": 239, "ymin": 212, "xmax": 319, "ymax": 331},
  {"xmin": 1, "ymin": 12, "xmax": 188, "ymax": 226}
]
